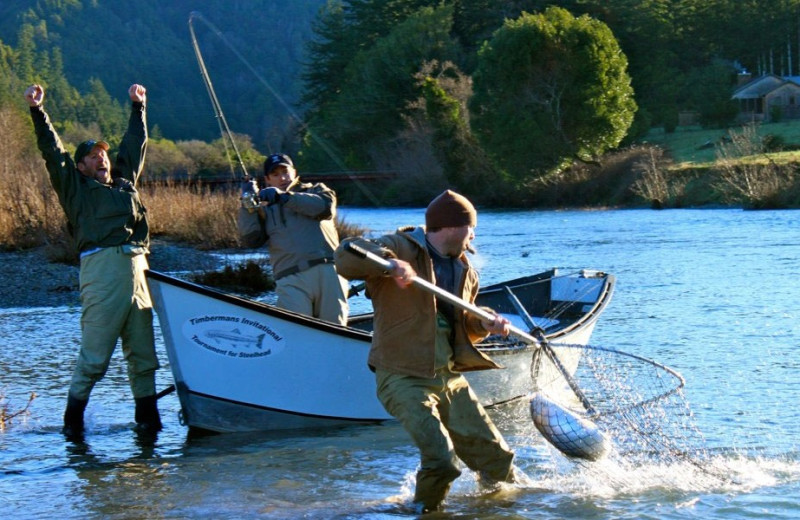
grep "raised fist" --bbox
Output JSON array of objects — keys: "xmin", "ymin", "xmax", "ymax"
[{"xmin": 24, "ymin": 85, "xmax": 44, "ymax": 107}]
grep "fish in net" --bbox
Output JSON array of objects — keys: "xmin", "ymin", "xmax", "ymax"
[{"xmin": 529, "ymin": 341, "xmax": 727, "ymax": 482}]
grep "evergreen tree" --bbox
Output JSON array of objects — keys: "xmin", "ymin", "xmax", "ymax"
[
  {"xmin": 78, "ymin": 79, "xmax": 126, "ymax": 142},
  {"xmin": 303, "ymin": 4, "xmax": 460, "ymax": 170},
  {"xmin": 301, "ymin": 1, "xmax": 439, "ymax": 134},
  {"xmin": 470, "ymin": 7, "xmax": 636, "ymax": 181},
  {"xmin": 14, "ymin": 24, "xmax": 36, "ymax": 83},
  {"xmin": 681, "ymin": 61, "xmax": 740, "ymax": 128},
  {"xmin": 451, "ymin": 0, "xmax": 540, "ymax": 68},
  {"xmin": 417, "ymin": 62, "xmax": 500, "ymax": 199},
  {"xmin": 0, "ymin": 38, "xmax": 18, "ymax": 106},
  {"xmin": 1, "ymin": 1, "xmax": 326, "ymax": 143},
  {"xmin": 302, "ymin": 0, "xmax": 351, "ymax": 118}
]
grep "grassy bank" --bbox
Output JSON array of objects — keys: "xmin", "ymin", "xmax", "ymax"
[
  {"xmin": 642, "ymin": 120, "xmax": 800, "ymax": 164},
  {"xmin": 634, "ymin": 123, "xmax": 800, "ymax": 209}
]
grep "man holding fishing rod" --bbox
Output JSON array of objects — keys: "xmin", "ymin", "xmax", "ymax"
[
  {"xmin": 238, "ymin": 153, "xmax": 349, "ymax": 324},
  {"xmin": 334, "ymin": 190, "xmax": 519, "ymax": 514},
  {"xmin": 24, "ymin": 83, "xmax": 162, "ymax": 440}
]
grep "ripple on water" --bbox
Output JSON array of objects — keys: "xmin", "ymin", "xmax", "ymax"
[{"xmin": 2, "ymin": 209, "xmax": 800, "ymax": 518}]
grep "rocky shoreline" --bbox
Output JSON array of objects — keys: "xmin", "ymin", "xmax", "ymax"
[{"xmin": 0, "ymin": 239, "xmax": 225, "ymax": 309}]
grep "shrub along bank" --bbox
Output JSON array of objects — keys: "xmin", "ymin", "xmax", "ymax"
[{"xmin": 3, "ymin": 96, "xmax": 798, "ymax": 259}]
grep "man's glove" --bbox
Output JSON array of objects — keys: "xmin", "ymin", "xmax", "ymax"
[
  {"xmin": 240, "ymin": 179, "xmax": 259, "ymax": 211},
  {"xmin": 241, "ymin": 179, "xmax": 258, "ymax": 197},
  {"xmin": 258, "ymin": 187, "xmax": 289, "ymax": 205}
]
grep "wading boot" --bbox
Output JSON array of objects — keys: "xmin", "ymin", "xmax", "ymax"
[
  {"xmin": 62, "ymin": 394, "xmax": 88, "ymax": 441},
  {"xmin": 134, "ymin": 395, "xmax": 163, "ymax": 434}
]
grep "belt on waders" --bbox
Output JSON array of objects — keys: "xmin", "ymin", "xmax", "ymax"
[{"xmin": 274, "ymin": 257, "xmax": 334, "ymax": 280}]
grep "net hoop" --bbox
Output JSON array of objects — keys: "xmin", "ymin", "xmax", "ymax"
[{"xmin": 532, "ymin": 342, "xmax": 686, "ymax": 418}]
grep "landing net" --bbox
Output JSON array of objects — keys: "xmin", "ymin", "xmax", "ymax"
[{"xmin": 532, "ymin": 342, "xmax": 726, "ymax": 481}]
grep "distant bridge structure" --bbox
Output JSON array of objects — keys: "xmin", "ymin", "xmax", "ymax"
[{"xmin": 142, "ymin": 170, "xmax": 400, "ymax": 189}]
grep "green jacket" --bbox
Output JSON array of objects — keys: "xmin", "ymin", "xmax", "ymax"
[
  {"xmin": 30, "ymin": 103, "xmax": 149, "ymax": 253},
  {"xmin": 335, "ymin": 226, "xmax": 501, "ymax": 378}
]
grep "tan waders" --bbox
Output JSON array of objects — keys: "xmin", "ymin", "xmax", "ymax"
[
  {"xmin": 275, "ymin": 263, "xmax": 349, "ymax": 324},
  {"xmin": 64, "ymin": 247, "xmax": 161, "ymax": 435}
]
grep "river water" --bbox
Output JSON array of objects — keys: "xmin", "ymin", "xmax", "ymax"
[{"xmin": 1, "ymin": 208, "xmax": 798, "ymax": 519}]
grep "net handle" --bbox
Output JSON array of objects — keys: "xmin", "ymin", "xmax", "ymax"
[
  {"xmin": 499, "ymin": 286, "xmax": 598, "ymax": 415},
  {"xmin": 344, "ymin": 242, "xmax": 598, "ymax": 415}
]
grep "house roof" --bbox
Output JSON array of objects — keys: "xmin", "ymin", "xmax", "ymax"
[
  {"xmin": 767, "ymin": 82, "xmax": 800, "ymax": 98},
  {"xmin": 733, "ymin": 74, "xmax": 800, "ymax": 99}
]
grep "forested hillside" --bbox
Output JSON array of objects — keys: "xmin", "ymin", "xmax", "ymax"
[
  {"xmin": 295, "ymin": 0, "xmax": 800, "ymax": 205},
  {"xmin": 0, "ymin": 0, "xmax": 325, "ymax": 146},
  {"xmin": 2, "ymin": 0, "xmax": 799, "ymax": 208}
]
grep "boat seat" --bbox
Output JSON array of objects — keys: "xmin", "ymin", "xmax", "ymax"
[{"xmin": 499, "ymin": 313, "xmax": 559, "ymax": 332}]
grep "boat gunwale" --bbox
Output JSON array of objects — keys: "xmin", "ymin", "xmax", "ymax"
[
  {"xmin": 475, "ymin": 271, "xmax": 616, "ymax": 355},
  {"xmin": 145, "ymin": 269, "xmax": 616, "ymax": 356}
]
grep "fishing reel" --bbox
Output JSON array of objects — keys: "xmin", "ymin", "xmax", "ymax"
[{"xmin": 241, "ymin": 192, "xmax": 259, "ymax": 213}]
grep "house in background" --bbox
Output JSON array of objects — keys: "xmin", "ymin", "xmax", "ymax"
[{"xmin": 732, "ymin": 73, "xmax": 800, "ymax": 122}]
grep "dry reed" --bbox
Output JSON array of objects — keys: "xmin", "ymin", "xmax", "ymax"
[
  {"xmin": 140, "ymin": 181, "xmax": 240, "ymax": 249},
  {"xmin": 714, "ymin": 125, "xmax": 796, "ymax": 208},
  {"xmin": 0, "ymin": 390, "xmax": 36, "ymax": 432},
  {"xmin": 0, "ymin": 106, "xmax": 68, "ymax": 252}
]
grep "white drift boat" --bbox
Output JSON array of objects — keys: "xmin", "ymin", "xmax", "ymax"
[{"xmin": 146, "ymin": 268, "xmax": 615, "ymax": 433}]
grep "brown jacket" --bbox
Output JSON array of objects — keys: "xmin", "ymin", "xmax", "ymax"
[{"xmin": 335, "ymin": 226, "xmax": 501, "ymax": 378}]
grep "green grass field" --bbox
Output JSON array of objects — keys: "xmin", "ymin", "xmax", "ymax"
[{"xmin": 640, "ymin": 120, "xmax": 800, "ymax": 165}]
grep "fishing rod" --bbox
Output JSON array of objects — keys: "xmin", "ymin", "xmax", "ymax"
[
  {"xmin": 188, "ymin": 11, "xmax": 248, "ymax": 180},
  {"xmin": 186, "ymin": 11, "xmax": 383, "ymax": 206}
]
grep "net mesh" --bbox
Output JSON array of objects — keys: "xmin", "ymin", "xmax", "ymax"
[{"xmin": 531, "ymin": 342, "xmax": 726, "ymax": 480}]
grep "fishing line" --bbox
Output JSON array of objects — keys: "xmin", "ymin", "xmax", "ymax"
[{"xmin": 187, "ymin": 12, "xmax": 383, "ymax": 206}]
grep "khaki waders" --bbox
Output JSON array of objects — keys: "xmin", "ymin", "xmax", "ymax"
[
  {"xmin": 70, "ymin": 246, "xmax": 159, "ymax": 400},
  {"xmin": 275, "ymin": 263, "xmax": 349, "ymax": 325},
  {"xmin": 375, "ymin": 315, "xmax": 515, "ymax": 511}
]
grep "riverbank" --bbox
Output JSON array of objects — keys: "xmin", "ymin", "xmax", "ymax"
[{"xmin": 0, "ymin": 239, "xmax": 224, "ymax": 309}]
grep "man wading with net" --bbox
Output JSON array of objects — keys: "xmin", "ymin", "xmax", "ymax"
[
  {"xmin": 25, "ymin": 83, "xmax": 161, "ymax": 440},
  {"xmin": 335, "ymin": 190, "xmax": 519, "ymax": 513}
]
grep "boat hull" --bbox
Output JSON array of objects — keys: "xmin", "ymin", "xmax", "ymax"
[{"xmin": 146, "ymin": 268, "xmax": 614, "ymax": 432}]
